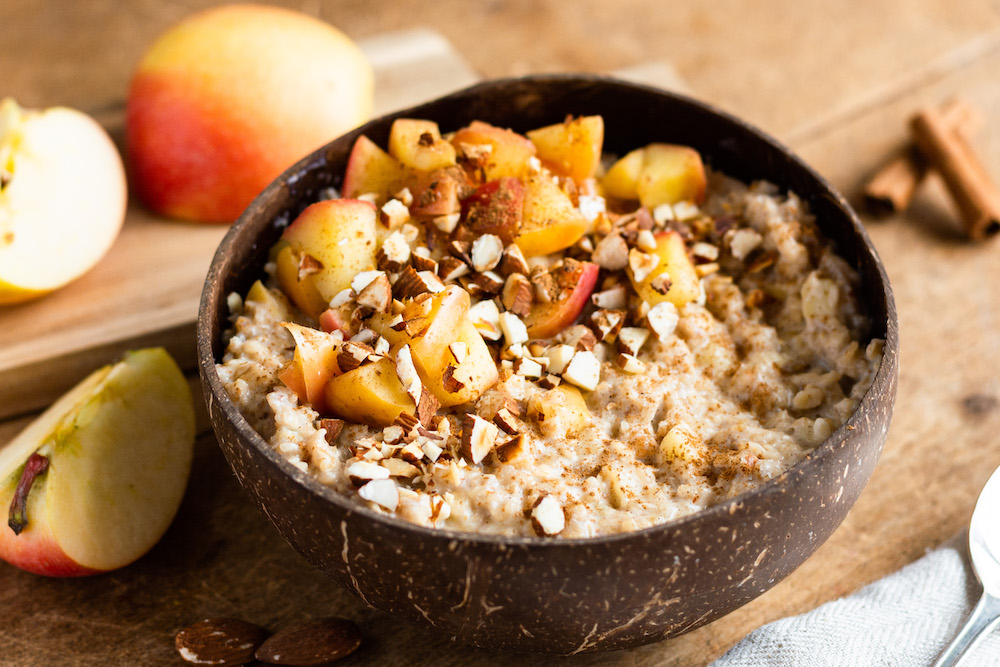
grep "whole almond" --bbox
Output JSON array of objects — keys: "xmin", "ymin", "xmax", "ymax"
[
  {"xmin": 175, "ymin": 617, "xmax": 269, "ymax": 666},
  {"xmin": 254, "ymin": 617, "xmax": 362, "ymax": 665}
]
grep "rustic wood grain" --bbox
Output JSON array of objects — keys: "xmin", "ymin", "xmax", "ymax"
[{"xmin": 2, "ymin": 1, "xmax": 1000, "ymax": 665}]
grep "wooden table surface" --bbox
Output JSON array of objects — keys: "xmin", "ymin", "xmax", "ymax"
[{"xmin": 3, "ymin": 1, "xmax": 1000, "ymax": 665}]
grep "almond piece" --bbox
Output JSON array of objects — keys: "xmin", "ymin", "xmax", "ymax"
[
  {"xmin": 617, "ymin": 327, "xmax": 650, "ymax": 356},
  {"xmin": 442, "ymin": 365, "xmax": 466, "ymax": 393},
  {"xmin": 498, "ymin": 311, "xmax": 529, "ymax": 346},
  {"xmin": 176, "ymin": 618, "xmax": 269, "ymax": 667},
  {"xmin": 591, "ymin": 232, "xmax": 629, "ymax": 270},
  {"xmin": 297, "ymin": 253, "xmax": 323, "ymax": 280},
  {"xmin": 337, "ymin": 341, "xmax": 374, "ymax": 373},
  {"xmin": 646, "ymin": 301, "xmax": 680, "ymax": 341},
  {"xmin": 589, "ymin": 309, "xmax": 626, "ymax": 343},
  {"xmin": 357, "ymin": 478, "xmax": 399, "ymax": 511},
  {"xmin": 460, "ymin": 414, "xmax": 499, "ymax": 464},
  {"xmin": 319, "ymin": 418, "xmax": 345, "ymax": 445},
  {"xmin": 254, "ymin": 617, "xmax": 362, "ymax": 667},
  {"xmin": 410, "ymin": 249, "xmax": 438, "ymax": 272},
  {"xmin": 438, "ymin": 256, "xmax": 469, "ymax": 282},
  {"xmin": 495, "ymin": 433, "xmax": 525, "ymax": 463},
  {"xmin": 530, "ymin": 495, "xmax": 565, "ymax": 536},
  {"xmin": 591, "ymin": 284, "xmax": 629, "ymax": 310},
  {"xmin": 628, "ymin": 248, "xmax": 660, "ymax": 283},
  {"xmin": 562, "ymin": 350, "xmax": 601, "ymax": 391},
  {"xmin": 501, "ymin": 273, "xmax": 533, "ymax": 316},
  {"xmin": 393, "ymin": 266, "xmax": 431, "ymax": 300},
  {"xmin": 346, "ymin": 460, "xmax": 390, "ymax": 486},
  {"xmin": 415, "ymin": 387, "xmax": 440, "ymax": 427},
  {"xmin": 394, "ymin": 344, "xmax": 422, "ymax": 408},
  {"xmin": 471, "ymin": 234, "xmax": 504, "ymax": 272},
  {"xmin": 493, "ymin": 407, "xmax": 520, "ymax": 434},
  {"xmin": 355, "ymin": 273, "xmax": 392, "ymax": 312},
  {"xmin": 376, "ymin": 231, "xmax": 411, "ymax": 272},
  {"xmin": 498, "ymin": 243, "xmax": 530, "ymax": 276}
]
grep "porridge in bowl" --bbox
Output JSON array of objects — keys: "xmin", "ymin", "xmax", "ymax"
[{"xmin": 217, "ymin": 115, "xmax": 883, "ymax": 538}]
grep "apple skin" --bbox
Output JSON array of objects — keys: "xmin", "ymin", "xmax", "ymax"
[
  {"xmin": 0, "ymin": 348, "xmax": 194, "ymax": 577},
  {"xmin": 126, "ymin": 4, "xmax": 373, "ymax": 222},
  {"xmin": 0, "ymin": 98, "xmax": 126, "ymax": 304},
  {"xmin": 527, "ymin": 115, "xmax": 604, "ymax": 183},
  {"xmin": 524, "ymin": 261, "xmax": 599, "ymax": 338}
]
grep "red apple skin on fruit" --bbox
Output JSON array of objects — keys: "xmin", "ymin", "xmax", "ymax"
[
  {"xmin": 524, "ymin": 261, "xmax": 600, "ymax": 338},
  {"xmin": 462, "ymin": 178, "xmax": 524, "ymax": 244},
  {"xmin": 126, "ymin": 4, "xmax": 373, "ymax": 222},
  {"xmin": 0, "ymin": 502, "xmax": 101, "ymax": 577}
]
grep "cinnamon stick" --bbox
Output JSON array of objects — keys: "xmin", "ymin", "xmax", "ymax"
[
  {"xmin": 864, "ymin": 99, "xmax": 982, "ymax": 217},
  {"xmin": 910, "ymin": 105, "xmax": 1000, "ymax": 241}
]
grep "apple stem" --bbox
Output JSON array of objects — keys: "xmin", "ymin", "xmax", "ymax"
[{"xmin": 8, "ymin": 451, "xmax": 49, "ymax": 535}]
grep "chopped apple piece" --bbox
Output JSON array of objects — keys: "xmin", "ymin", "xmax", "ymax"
[
  {"xmin": 601, "ymin": 143, "xmax": 707, "ymax": 209},
  {"xmin": 279, "ymin": 323, "xmax": 343, "ymax": 410},
  {"xmin": 524, "ymin": 260, "xmax": 599, "ymax": 338},
  {"xmin": 0, "ymin": 348, "xmax": 194, "ymax": 576},
  {"xmin": 637, "ymin": 144, "xmax": 707, "ymax": 209},
  {"xmin": 342, "ymin": 135, "xmax": 407, "ymax": 203},
  {"xmin": 450, "ymin": 121, "xmax": 536, "ymax": 181},
  {"xmin": 462, "ymin": 177, "xmax": 524, "ymax": 244},
  {"xmin": 388, "ymin": 118, "xmax": 457, "ymax": 172},
  {"xmin": 245, "ymin": 280, "xmax": 293, "ymax": 322},
  {"xmin": 516, "ymin": 173, "xmax": 588, "ymax": 257},
  {"xmin": 374, "ymin": 286, "xmax": 498, "ymax": 406},
  {"xmin": 324, "ymin": 357, "xmax": 414, "ymax": 427},
  {"xmin": 275, "ymin": 199, "xmax": 378, "ymax": 319},
  {"xmin": 629, "ymin": 230, "xmax": 700, "ymax": 307},
  {"xmin": 405, "ymin": 166, "xmax": 466, "ymax": 217},
  {"xmin": 527, "ymin": 115, "xmax": 604, "ymax": 182},
  {"xmin": 601, "ymin": 147, "xmax": 645, "ymax": 200},
  {"xmin": 530, "ymin": 384, "xmax": 592, "ymax": 438}
]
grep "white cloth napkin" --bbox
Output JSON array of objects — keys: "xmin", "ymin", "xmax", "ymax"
[{"xmin": 711, "ymin": 536, "xmax": 1000, "ymax": 666}]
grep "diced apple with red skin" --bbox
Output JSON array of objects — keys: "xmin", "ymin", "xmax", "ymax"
[
  {"xmin": 342, "ymin": 135, "xmax": 407, "ymax": 203},
  {"xmin": 388, "ymin": 118, "xmax": 457, "ymax": 172},
  {"xmin": 324, "ymin": 357, "xmax": 414, "ymax": 427},
  {"xmin": 516, "ymin": 173, "xmax": 589, "ymax": 257},
  {"xmin": 630, "ymin": 230, "xmax": 700, "ymax": 307},
  {"xmin": 450, "ymin": 121, "xmax": 536, "ymax": 181},
  {"xmin": 274, "ymin": 199, "xmax": 378, "ymax": 319},
  {"xmin": 527, "ymin": 115, "xmax": 604, "ymax": 183},
  {"xmin": 375, "ymin": 286, "xmax": 498, "ymax": 406},
  {"xmin": 279, "ymin": 323, "xmax": 343, "ymax": 410},
  {"xmin": 524, "ymin": 261, "xmax": 599, "ymax": 338},
  {"xmin": 462, "ymin": 177, "xmax": 524, "ymax": 244},
  {"xmin": 318, "ymin": 307, "xmax": 351, "ymax": 334},
  {"xmin": 601, "ymin": 143, "xmax": 707, "ymax": 209},
  {"xmin": 405, "ymin": 166, "xmax": 467, "ymax": 218}
]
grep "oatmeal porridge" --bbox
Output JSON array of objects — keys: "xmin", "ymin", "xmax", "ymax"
[{"xmin": 217, "ymin": 115, "xmax": 883, "ymax": 538}]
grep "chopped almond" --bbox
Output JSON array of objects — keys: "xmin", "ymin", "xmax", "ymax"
[{"xmin": 460, "ymin": 414, "xmax": 499, "ymax": 464}]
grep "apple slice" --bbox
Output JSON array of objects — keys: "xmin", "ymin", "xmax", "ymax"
[
  {"xmin": 524, "ymin": 261, "xmax": 599, "ymax": 338},
  {"xmin": 527, "ymin": 115, "xmax": 604, "ymax": 183},
  {"xmin": 324, "ymin": 357, "xmax": 414, "ymax": 427},
  {"xmin": 516, "ymin": 173, "xmax": 589, "ymax": 257},
  {"xmin": 274, "ymin": 199, "xmax": 378, "ymax": 319},
  {"xmin": 0, "ymin": 97, "xmax": 127, "ymax": 304},
  {"xmin": 0, "ymin": 348, "xmax": 194, "ymax": 576},
  {"xmin": 450, "ymin": 121, "xmax": 536, "ymax": 181},
  {"xmin": 388, "ymin": 118, "xmax": 457, "ymax": 172},
  {"xmin": 601, "ymin": 143, "xmax": 707, "ymax": 209},
  {"xmin": 279, "ymin": 322, "xmax": 343, "ymax": 410},
  {"xmin": 629, "ymin": 230, "xmax": 700, "ymax": 307},
  {"xmin": 342, "ymin": 135, "xmax": 407, "ymax": 203}
]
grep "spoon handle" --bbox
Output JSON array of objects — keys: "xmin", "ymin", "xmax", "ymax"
[{"xmin": 932, "ymin": 591, "xmax": 1000, "ymax": 667}]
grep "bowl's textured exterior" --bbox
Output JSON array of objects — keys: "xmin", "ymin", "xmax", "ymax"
[{"xmin": 198, "ymin": 75, "xmax": 898, "ymax": 653}]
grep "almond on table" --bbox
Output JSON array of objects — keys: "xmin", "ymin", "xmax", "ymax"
[{"xmin": 216, "ymin": 114, "xmax": 884, "ymax": 538}]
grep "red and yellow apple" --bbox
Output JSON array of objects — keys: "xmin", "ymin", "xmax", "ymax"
[
  {"xmin": 274, "ymin": 199, "xmax": 378, "ymax": 319},
  {"xmin": 324, "ymin": 357, "xmax": 414, "ymax": 427},
  {"xmin": 126, "ymin": 4, "xmax": 374, "ymax": 222},
  {"xmin": 462, "ymin": 177, "xmax": 524, "ymax": 244},
  {"xmin": 342, "ymin": 135, "xmax": 407, "ymax": 203},
  {"xmin": 0, "ymin": 348, "xmax": 194, "ymax": 576},
  {"xmin": 602, "ymin": 143, "xmax": 706, "ymax": 208},
  {"xmin": 524, "ymin": 261, "xmax": 599, "ymax": 338},
  {"xmin": 280, "ymin": 323, "xmax": 343, "ymax": 410},
  {"xmin": 388, "ymin": 118, "xmax": 456, "ymax": 172},
  {"xmin": 0, "ymin": 97, "xmax": 126, "ymax": 304}
]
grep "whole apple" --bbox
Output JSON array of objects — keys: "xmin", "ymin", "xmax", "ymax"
[{"xmin": 126, "ymin": 4, "xmax": 374, "ymax": 223}]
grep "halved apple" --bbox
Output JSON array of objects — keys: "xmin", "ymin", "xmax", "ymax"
[
  {"xmin": 0, "ymin": 348, "xmax": 194, "ymax": 576},
  {"xmin": 450, "ymin": 121, "xmax": 536, "ymax": 181},
  {"xmin": 524, "ymin": 261, "xmax": 599, "ymax": 338},
  {"xmin": 274, "ymin": 198, "xmax": 378, "ymax": 319},
  {"xmin": 527, "ymin": 115, "xmax": 604, "ymax": 182},
  {"xmin": 0, "ymin": 98, "xmax": 127, "ymax": 304},
  {"xmin": 629, "ymin": 230, "xmax": 700, "ymax": 307},
  {"xmin": 516, "ymin": 173, "xmax": 588, "ymax": 257}
]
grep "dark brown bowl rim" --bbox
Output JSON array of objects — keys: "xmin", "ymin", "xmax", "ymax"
[{"xmin": 198, "ymin": 72, "xmax": 898, "ymax": 551}]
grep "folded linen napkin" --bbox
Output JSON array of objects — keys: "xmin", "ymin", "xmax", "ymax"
[{"xmin": 711, "ymin": 537, "xmax": 1000, "ymax": 666}]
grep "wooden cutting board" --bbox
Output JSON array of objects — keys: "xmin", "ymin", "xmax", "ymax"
[{"xmin": 0, "ymin": 29, "xmax": 685, "ymax": 420}]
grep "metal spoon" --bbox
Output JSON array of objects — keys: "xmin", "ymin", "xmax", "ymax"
[{"xmin": 933, "ymin": 464, "xmax": 1000, "ymax": 666}]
